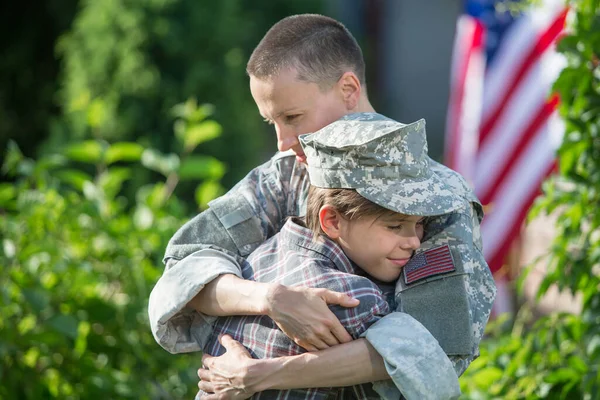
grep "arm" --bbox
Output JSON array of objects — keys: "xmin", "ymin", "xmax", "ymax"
[
  {"xmin": 149, "ymin": 154, "xmax": 355, "ymax": 353},
  {"xmin": 197, "ymin": 202, "xmax": 493, "ymax": 398},
  {"xmin": 149, "ymin": 155, "xmax": 296, "ymax": 353},
  {"xmin": 199, "ymin": 313, "xmax": 461, "ymax": 400}
]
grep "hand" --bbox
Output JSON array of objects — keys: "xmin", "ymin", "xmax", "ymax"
[
  {"xmin": 264, "ymin": 284, "xmax": 360, "ymax": 351},
  {"xmin": 197, "ymin": 335, "xmax": 258, "ymax": 399}
]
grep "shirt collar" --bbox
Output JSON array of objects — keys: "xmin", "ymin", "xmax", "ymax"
[{"xmin": 279, "ymin": 218, "xmax": 358, "ymax": 275}]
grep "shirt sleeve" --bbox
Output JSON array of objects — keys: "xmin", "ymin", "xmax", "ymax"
[
  {"xmin": 323, "ymin": 273, "xmax": 391, "ymax": 340},
  {"xmin": 148, "ymin": 248, "xmax": 244, "ymax": 353},
  {"xmin": 362, "ymin": 313, "xmax": 461, "ymax": 400},
  {"xmin": 148, "ymin": 153, "xmax": 306, "ymax": 353}
]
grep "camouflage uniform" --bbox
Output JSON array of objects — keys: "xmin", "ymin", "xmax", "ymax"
[{"xmin": 149, "ymin": 113, "xmax": 497, "ymax": 399}]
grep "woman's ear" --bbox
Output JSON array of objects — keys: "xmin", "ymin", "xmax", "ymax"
[
  {"xmin": 337, "ymin": 71, "xmax": 361, "ymax": 110},
  {"xmin": 319, "ymin": 205, "xmax": 343, "ymax": 239}
]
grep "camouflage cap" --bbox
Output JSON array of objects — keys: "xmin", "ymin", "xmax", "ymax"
[{"xmin": 299, "ymin": 113, "xmax": 465, "ymax": 216}]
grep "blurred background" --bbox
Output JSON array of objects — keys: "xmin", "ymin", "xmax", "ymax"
[{"xmin": 1, "ymin": 0, "xmax": 598, "ymax": 398}]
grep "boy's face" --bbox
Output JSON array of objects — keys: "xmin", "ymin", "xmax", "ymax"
[
  {"xmin": 337, "ymin": 214, "xmax": 424, "ymax": 282},
  {"xmin": 250, "ymin": 67, "xmax": 350, "ymax": 164}
]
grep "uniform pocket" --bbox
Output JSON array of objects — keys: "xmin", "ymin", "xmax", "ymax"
[{"xmin": 208, "ymin": 195, "xmax": 265, "ymax": 257}]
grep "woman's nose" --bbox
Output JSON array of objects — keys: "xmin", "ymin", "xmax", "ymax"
[{"xmin": 276, "ymin": 126, "xmax": 299, "ymax": 152}]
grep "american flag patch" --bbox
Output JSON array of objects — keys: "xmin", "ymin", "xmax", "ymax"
[{"xmin": 404, "ymin": 245, "xmax": 455, "ymax": 285}]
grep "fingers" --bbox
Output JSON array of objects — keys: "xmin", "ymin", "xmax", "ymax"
[
  {"xmin": 317, "ymin": 307, "xmax": 353, "ymax": 344},
  {"xmin": 218, "ymin": 334, "xmax": 252, "ymax": 357},
  {"xmin": 202, "ymin": 353, "xmax": 214, "ymax": 369},
  {"xmin": 330, "ymin": 322, "xmax": 353, "ymax": 344},
  {"xmin": 198, "ymin": 367, "xmax": 211, "ymax": 380},
  {"xmin": 319, "ymin": 289, "xmax": 360, "ymax": 308},
  {"xmin": 198, "ymin": 379, "xmax": 215, "ymax": 393},
  {"xmin": 300, "ymin": 336, "xmax": 330, "ymax": 351}
]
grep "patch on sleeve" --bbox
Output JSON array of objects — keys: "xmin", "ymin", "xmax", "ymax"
[{"xmin": 404, "ymin": 245, "xmax": 456, "ymax": 285}]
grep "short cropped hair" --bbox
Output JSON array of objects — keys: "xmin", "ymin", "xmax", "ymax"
[
  {"xmin": 305, "ymin": 186, "xmax": 398, "ymax": 238},
  {"xmin": 247, "ymin": 14, "xmax": 366, "ymax": 89}
]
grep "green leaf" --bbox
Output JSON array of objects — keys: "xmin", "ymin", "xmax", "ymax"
[
  {"xmin": 141, "ymin": 149, "xmax": 180, "ymax": 177},
  {"xmin": 74, "ymin": 321, "xmax": 91, "ymax": 357},
  {"xmin": 183, "ymin": 120, "xmax": 222, "ymax": 152},
  {"xmin": 568, "ymin": 355, "xmax": 588, "ymax": 373},
  {"xmin": 545, "ymin": 368, "xmax": 579, "ymax": 384},
  {"xmin": 171, "ymin": 98, "xmax": 214, "ymax": 122},
  {"xmin": 22, "ymin": 288, "xmax": 50, "ymax": 312},
  {"xmin": 1, "ymin": 140, "xmax": 24, "ymax": 176},
  {"xmin": 47, "ymin": 314, "xmax": 79, "ymax": 340},
  {"xmin": 54, "ymin": 169, "xmax": 93, "ymax": 192},
  {"xmin": 195, "ymin": 181, "xmax": 224, "ymax": 209},
  {"xmin": 35, "ymin": 154, "xmax": 67, "ymax": 173},
  {"xmin": 105, "ymin": 142, "xmax": 144, "ymax": 164},
  {"xmin": 65, "ymin": 141, "xmax": 104, "ymax": 164},
  {"xmin": 0, "ymin": 183, "xmax": 16, "ymax": 205},
  {"xmin": 472, "ymin": 367, "xmax": 503, "ymax": 388},
  {"xmin": 559, "ymin": 141, "xmax": 587, "ymax": 175},
  {"xmin": 178, "ymin": 155, "xmax": 226, "ymax": 180},
  {"xmin": 133, "ymin": 205, "xmax": 154, "ymax": 230},
  {"xmin": 98, "ymin": 167, "xmax": 131, "ymax": 199}
]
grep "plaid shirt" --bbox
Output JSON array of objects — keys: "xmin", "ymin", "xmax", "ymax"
[{"xmin": 201, "ymin": 218, "xmax": 395, "ymax": 400}]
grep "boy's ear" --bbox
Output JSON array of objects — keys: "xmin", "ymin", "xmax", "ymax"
[
  {"xmin": 337, "ymin": 71, "xmax": 361, "ymax": 110},
  {"xmin": 319, "ymin": 205, "xmax": 343, "ymax": 239}
]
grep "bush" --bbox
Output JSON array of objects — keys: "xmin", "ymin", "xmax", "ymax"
[{"xmin": 0, "ymin": 100, "xmax": 223, "ymax": 399}]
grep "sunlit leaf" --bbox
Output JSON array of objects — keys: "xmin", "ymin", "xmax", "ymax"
[
  {"xmin": 105, "ymin": 142, "xmax": 144, "ymax": 164},
  {"xmin": 195, "ymin": 180, "xmax": 224, "ymax": 209},
  {"xmin": 183, "ymin": 120, "xmax": 222, "ymax": 152},
  {"xmin": 54, "ymin": 169, "xmax": 93, "ymax": 192},
  {"xmin": 134, "ymin": 205, "xmax": 154, "ymax": 230},
  {"xmin": 65, "ymin": 141, "xmax": 104, "ymax": 164},
  {"xmin": 545, "ymin": 368, "xmax": 579, "ymax": 384},
  {"xmin": 472, "ymin": 367, "xmax": 503, "ymax": 388},
  {"xmin": 0, "ymin": 183, "xmax": 16, "ymax": 205},
  {"xmin": 141, "ymin": 149, "xmax": 180, "ymax": 177},
  {"xmin": 98, "ymin": 167, "xmax": 131, "ymax": 199},
  {"xmin": 178, "ymin": 156, "xmax": 225, "ymax": 180}
]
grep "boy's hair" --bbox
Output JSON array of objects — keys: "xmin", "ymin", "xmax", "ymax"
[
  {"xmin": 247, "ymin": 14, "xmax": 366, "ymax": 90},
  {"xmin": 306, "ymin": 185, "xmax": 398, "ymax": 237}
]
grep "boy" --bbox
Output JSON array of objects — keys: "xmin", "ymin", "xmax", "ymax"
[{"xmin": 197, "ymin": 114, "xmax": 464, "ymax": 399}]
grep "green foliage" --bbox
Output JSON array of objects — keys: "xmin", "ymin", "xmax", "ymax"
[
  {"xmin": 461, "ymin": 1, "xmax": 600, "ymax": 398},
  {"xmin": 50, "ymin": 0, "xmax": 322, "ymax": 188},
  {"xmin": 0, "ymin": 100, "xmax": 224, "ymax": 399}
]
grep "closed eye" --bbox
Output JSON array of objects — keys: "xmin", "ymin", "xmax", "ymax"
[{"xmin": 284, "ymin": 114, "xmax": 301, "ymax": 124}]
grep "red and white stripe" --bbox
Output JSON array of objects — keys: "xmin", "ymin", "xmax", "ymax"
[
  {"xmin": 445, "ymin": 2, "xmax": 568, "ymax": 274},
  {"xmin": 445, "ymin": 15, "xmax": 486, "ymax": 184}
]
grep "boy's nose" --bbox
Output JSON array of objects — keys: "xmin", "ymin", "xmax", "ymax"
[{"xmin": 401, "ymin": 235, "xmax": 421, "ymax": 251}]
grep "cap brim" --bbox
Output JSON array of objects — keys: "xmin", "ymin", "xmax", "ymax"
[{"xmin": 356, "ymin": 172, "xmax": 465, "ymax": 216}]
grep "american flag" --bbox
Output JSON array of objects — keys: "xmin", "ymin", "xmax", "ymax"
[
  {"xmin": 404, "ymin": 245, "xmax": 456, "ymax": 285},
  {"xmin": 445, "ymin": 0, "xmax": 567, "ymax": 275}
]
